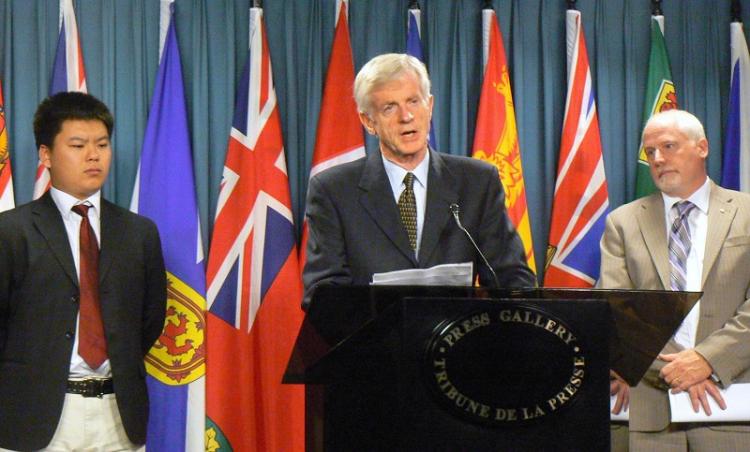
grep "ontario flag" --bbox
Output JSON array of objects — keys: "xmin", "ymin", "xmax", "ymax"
[
  {"xmin": 300, "ymin": 0, "xmax": 365, "ymax": 264},
  {"xmin": 0, "ymin": 80, "xmax": 14, "ymax": 212},
  {"xmin": 544, "ymin": 9, "xmax": 609, "ymax": 287},
  {"xmin": 34, "ymin": 0, "xmax": 87, "ymax": 199},
  {"xmin": 206, "ymin": 6, "xmax": 305, "ymax": 451},
  {"xmin": 472, "ymin": 7, "xmax": 536, "ymax": 273},
  {"xmin": 130, "ymin": 4, "xmax": 206, "ymax": 451}
]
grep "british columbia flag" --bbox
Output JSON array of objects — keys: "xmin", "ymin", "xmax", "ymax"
[
  {"xmin": 544, "ymin": 9, "xmax": 610, "ymax": 287},
  {"xmin": 205, "ymin": 7, "xmax": 305, "ymax": 451},
  {"xmin": 34, "ymin": 0, "xmax": 87, "ymax": 199}
]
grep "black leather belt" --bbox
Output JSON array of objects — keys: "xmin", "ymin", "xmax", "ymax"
[{"xmin": 67, "ymin": 378, "xmax": 114, "ymax": 398}]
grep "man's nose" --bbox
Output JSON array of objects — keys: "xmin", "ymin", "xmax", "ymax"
[{"xmin": 86, "ymin": 145, "xmax": 101, "ymax": 160}]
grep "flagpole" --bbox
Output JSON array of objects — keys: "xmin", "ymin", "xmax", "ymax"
[
  {"xmin": 651, "ymin": 0, "xmax": 662, "ymax": 15},
  {"xmin": 731, "ymin": 0, "xmax": 741, "ymax": 21}
]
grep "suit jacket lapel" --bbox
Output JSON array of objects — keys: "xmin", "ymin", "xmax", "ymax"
[
  {"xmin": 419, "ymin": 150, "xmax": 458, "ymax": 264},
  {"xmin": 702, "ymin": 183, "xmax": 735, "ymax": 287},
  {"xmin": 98, "ymin": 199, "xmax": 122, "ymax": 283},
  {"xmin": 359, "ymin": 152, "xmax": 417, "ymax": 264},
  {"xmin": 637, "ymin": 194, "xmax": 671, "ymax": 289},
  {"xmin": 32, "ymin": 192, "xmax": 78, "ymax": 286}
]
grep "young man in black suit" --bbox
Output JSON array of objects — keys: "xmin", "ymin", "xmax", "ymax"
[
  {"xmin": 0, "ymin": 92, "xmax": 166, "ymax": 450},
  {"xmin": 303, "ymin": 53, "xmax": 535, "ymax": 306}
]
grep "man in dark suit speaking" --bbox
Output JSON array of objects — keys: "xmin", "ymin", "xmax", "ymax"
[
  {"xmin": 303, "ymin": 53, "xmax": 535, "ymax": 306},
  {"xmin": 0, "ymin": 92, "xmax": 166, "ymax": 450}
]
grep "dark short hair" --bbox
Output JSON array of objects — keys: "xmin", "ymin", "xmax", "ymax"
[{"xmin": 33, "ymin": 91, "xmax": 114, "ymax": 149}]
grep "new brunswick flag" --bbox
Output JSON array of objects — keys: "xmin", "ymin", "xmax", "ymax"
[{"xmin": 472, "ymin": 8, "xmax": 535, "ymax": 272}]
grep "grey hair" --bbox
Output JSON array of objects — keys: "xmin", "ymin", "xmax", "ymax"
[
  {"xmin": 353, "ymin": 53, "xmax": 431, "ymax": 115},
  {"xmin": 643, "ymin": 109, "xmax": 706, "ymax": 142}
]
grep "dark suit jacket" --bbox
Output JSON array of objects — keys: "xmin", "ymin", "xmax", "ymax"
[
  {"xmin": 0, "ymin": 192, "xmax": 166, "ymax": 450},
  {"xmin": 303, "ymin": 149, "xmax": 536, "ymax": 306}
]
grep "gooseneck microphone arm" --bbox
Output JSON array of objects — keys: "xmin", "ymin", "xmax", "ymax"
[{"xmin": 449, "ymin": 203, "xmax": 501, "ymax": 288}]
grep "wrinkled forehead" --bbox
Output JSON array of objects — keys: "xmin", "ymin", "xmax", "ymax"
[{"xmin": 642, "ymin": 123, "xmax": 692, "ymax": 144}]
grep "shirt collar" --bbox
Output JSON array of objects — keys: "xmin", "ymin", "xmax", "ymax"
[
  {"xmin": 382, "ymin": 150, "xmax": 430, "ymax": 194},
  {"xmin": 49, "ymin": 187, "xmax": 102, "ymax": 219},
  {"xmin": 661, "ymin": 177, "xmax": 710, "ymax": 215}
]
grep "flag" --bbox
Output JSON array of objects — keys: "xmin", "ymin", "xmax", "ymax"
[
  {"xmin": 130, "ymin": 5, "xmax": 206, "ymax": 451},
  {"xmin": 300, "ymin": 0, "xmax": 365, "ymax": 263},
  {"xmin": 635, "ymin": 16, "xmax": 678, "ymax": 198},
  {"xmin": 34, "ymin": 0, "xmax": 88, "ymax": 199},
  {"xmin": 722, "ymin": 21, "xmax": 750, "ymax": 192},
  {"xmin": 472, "ymin": 8, "xmax": 536, "ymax": 273},
  {"xmin": 406, "ymin": 5, "xmax": 436, "ymax": 148},
  {"xmin": 544, "ymin": 10, "xmax": 609, "ymax": 287},
  {"xmin": 205, "ymin": 6, "xmax": 305, "ymax": 450},
  {"xmin": 0, "ymin": 80, "xmax": 14, "ymax": 212}
]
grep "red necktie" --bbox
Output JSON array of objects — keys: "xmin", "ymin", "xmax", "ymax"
[{"xmin": 72, "ymin": 204, "xmax": 107, "ymax": 369}]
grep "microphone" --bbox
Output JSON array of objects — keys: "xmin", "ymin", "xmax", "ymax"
[{"xmin": 449, "ymin": 203, "xmax": 500, "ymax": 288}]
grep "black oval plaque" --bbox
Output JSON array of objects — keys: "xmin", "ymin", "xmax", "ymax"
[{"xmin": 425, "ymin": 304, "xmax": 586, "ymax": 427}]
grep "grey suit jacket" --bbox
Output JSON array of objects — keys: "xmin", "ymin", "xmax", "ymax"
[
  {"xmin": 599, "ymin": 181, "xmax": 750, "ymax": 432},
  {"xmin": 0, "ymin": 192, "xmax": 166, "ymax": 450},
  {"xmin": 302, "ymin": 149, "xmax": 536, "ymax": 307}
]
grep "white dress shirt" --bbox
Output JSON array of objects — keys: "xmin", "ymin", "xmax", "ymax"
[{"xmin": 49, "ymin": 187, "xmax": 112, "ymax": 378}]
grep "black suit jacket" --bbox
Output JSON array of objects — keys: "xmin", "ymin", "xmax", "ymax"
[
  {"xmin": 0, "ymin": 192, "xmax": 166, "ymax": 450},
  {"xmin": 303, "ymin": 150, "xmax": 536, "ymax": 306}
]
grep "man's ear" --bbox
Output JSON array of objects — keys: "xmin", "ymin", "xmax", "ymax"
[
  {"xmin": 358, "ymin": 111, "xmax": 376, "ymax": 136},
  {"xmin": 39, "ymin": 145, "xmax": 52, "ymax": 169},
  {"xmin": 697, "ymin": 138, "xmax": 709, "ymax": 159}
]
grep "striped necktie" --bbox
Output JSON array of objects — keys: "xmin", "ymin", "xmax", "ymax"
[
  {"xmin": 398, "ymin": 172, "xmax": 417, "ymax": 250},
  {"xmin": 668, "ymin": 201, "xmax": 696, "ymax": 291}
]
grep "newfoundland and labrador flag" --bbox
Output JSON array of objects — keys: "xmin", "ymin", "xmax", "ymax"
[
  {"xmin": 130, "ymin": 5, "xmax": 206, "ymax": 451},
  {"xmin": 205, "ymin": 6, "xmax": 305, "ymax": 451},
  {"xmin": 722, "ymin": 21, "xmax": 750, "ymax": 192},
  {"xmin": 34, "ymin": 0, "xmax": 88, "ymax": 199},
  {"xmin": 544, "ymin": 9, "xmax": 609, "ymax": 287}
]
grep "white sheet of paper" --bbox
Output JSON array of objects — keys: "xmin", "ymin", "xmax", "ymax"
[
  {"xmin": 669, "ymin": 383, "xmax": 750, "ymax": 422},
  {"xmin": 371, "ymin": 262, "xmax": 473, "ymax": 286},
  {"xmin": 610, "ymin": 395, "xmax": 629, "ymax": 421}
]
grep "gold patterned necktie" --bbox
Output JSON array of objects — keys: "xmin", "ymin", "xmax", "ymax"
[{"xmin": 398, "ymin": 172, "xmax": 417, "ymax": 250}]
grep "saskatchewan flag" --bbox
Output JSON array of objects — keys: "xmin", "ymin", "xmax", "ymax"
[{"xmin": 635, "ymin": 16, "xmax": 679, "ymax": 199}]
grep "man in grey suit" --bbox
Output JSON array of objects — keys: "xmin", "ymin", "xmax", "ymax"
[
  {"xmin": 0, "ymin": 92, "xmax": 166, "ymax": 450},
  {"xmin": 601, "ymin": 109, "xmax": 750, "ymax": 450},
  {"xmin": 303, "ymin": 53, "xmax": 535, "ymax": 307}
]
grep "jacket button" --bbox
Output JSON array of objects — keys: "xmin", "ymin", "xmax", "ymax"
[
  {"xmin": 65, "ymin": 331, "xmax": 74, "ymax": 340},
  {"xmin": 70, "ymin": 295, "xmax": 79, "ymax": 304}
]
